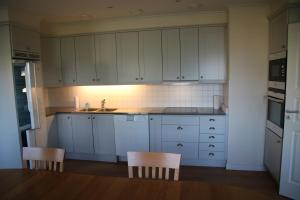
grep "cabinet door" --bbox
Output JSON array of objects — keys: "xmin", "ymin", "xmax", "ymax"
[
  {"xmin": 57, "ymin": 114, "xmax": 74, "ymax": 153},
  {"xmin": 46, "ymin": 115, "xmax": 58, "ymax": 148},
  {"xmin": 116, "ymin": 32, "xmax": 140, "ymax": 84},
  {"xmin": 149, "ymin": 115, "xmax": 162, "ymax": 152},
  {"xmin": 162, "ymin": 29, "xmax": 181, "ymax": 81},
  {"xmin": 95, "ymin": 33, "xmax": 117, "ymax": 84},
  {"xmin": 71, "ymin": 114, "xmax": 94, "ymax": 154},
  {"xmin": 270, "ymin": 11, "xmax": 287, "ymax": 54},
  {"xmin": 41, "ymin": 38, "xmax": 62, "ymax": 87},
  {"xmin": 75, "ymin": 35, "xmax": 97, "ymax": 85},
  {"xmin": 139, "ymin": 30, "xmax": 162, "ymax": 83},
  {"xmin": 180, "ymin": 27, "xmax": 199, "ymax": 81},
  {"xmin": 61, "ymin": 37, "xmax": 77, "ymax": 85},
  {"xmin": 10, "ymin": 25, "xmax": 40, "ymax": 53},
  {"xmin": 264, "ymin": 129, "xmax": 282, "ymax": 182},
  {"xmin": 92, "ymin": 115, "xmax": 116, "ymax": 155},
  {"xmin": 199, "ymin": 26, "xmax": 226, "ymax": 81}
]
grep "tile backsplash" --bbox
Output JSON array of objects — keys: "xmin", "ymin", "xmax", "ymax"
[{"xmin": 46, "ymin": 84, "xmax": 224, "ymax": 108}]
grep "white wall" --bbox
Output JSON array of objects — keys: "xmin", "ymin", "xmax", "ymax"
[
  {"xmin": 41, "ymin": 11, "xmax": 227, "ymax": 35},
  {"xmin": 0, "ymin": 25, "xmax": 22, "ymax": 169},
  {"xmin": 227, "ymin": 6, "xmax": 269, "ymax": 171}
]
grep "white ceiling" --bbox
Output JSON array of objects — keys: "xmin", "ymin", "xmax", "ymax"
[{"xmin": 1, "ymin": 0, "xmax": 275, "ymax": 23}]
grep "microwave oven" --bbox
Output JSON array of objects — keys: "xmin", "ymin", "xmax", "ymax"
[{"xmin": 268, "ymin": 53, "xmax": 287, "ymax": 91}]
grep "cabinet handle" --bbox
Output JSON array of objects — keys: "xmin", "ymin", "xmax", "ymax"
[
  {"xmin": 176, "ymin": 76, "xmax": 180, "ymax": 79},
  {"xmin": 277, "ymin": 140, "xmax": 281, "ymax": 143},
  {"xmin": 150, "ymin": 118, "xmax": 153, "ymax": 120},
  {"xmin": 177, "ymin": 126, "xmax": 183, "ymax": 130},
  {"xmin": 88, "ymin": 117, "xmax": 91, "ymax": 119},
  {"xmin": 209, "ymin": 119, "xmax": 215, "ymax": 122},
  {"xmin": 177, "ymin": 143, "xmax": 183, "ymax": 147},
  {"xmin": 281, "ymin": 45, "xmax": 286, "ymax": 49},
  {"xmin": 67, "ymin": 116, "xmax": 70, "ymax": 119},
  {"xmin": 208, "ymin": 144, "xmax": 215, "ymax": 148},
  {"xmin": 136, "ymin": 77, "xmax": 139, "ymax": 80},
  {"xmin": 58, "ymin": 80, "xmax": 62, "ymax": 82},
  {"xmin": 92, "ymin": 117, "xmax": 95, "ymax": 120},
  {"xmin": 209, "ymin": 153, "xmax": 215, "ymax": 156},
  {"xmin": 181, "ymin": 76, "xmax": 184, "ymax": 79},
  {"xmin": 209, "ymin": 127, "xmax": 215, "ymax": 130},
  {"xmin": 73, "ymin": 80, "xmax": 76, "ymax": 82},
  {"xmin": 200, "ymin": 75, "xmax": 204, "ymax": 79},
  {"xmin": 209, "ymin": 136, "xmax": 215, "ymax": 139},
  {"xmin": 92, "ymin": 78, "xmax": 95, "ymax": 81},
  {"xmin": 140, "ymin": 77, "xmax": 144, "ymax": 80}
]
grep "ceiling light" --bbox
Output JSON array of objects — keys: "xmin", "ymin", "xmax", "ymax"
[{"xmin": 107, "ymin": 6, "xmax": 114, "ymax": 9}]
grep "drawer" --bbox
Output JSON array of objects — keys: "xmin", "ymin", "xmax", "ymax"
[
  {"xmin": 199, "ymin": 142, "xmax": 225, "ymax": 152},
  {"xmin": 162, "ymin": 142, "xmax": 198, "ymax": 160},
  {"xmin": 200, "ymin": 116, "xmax": 225, "ymax": 134},
  {"xmin": 199, "ymin": 151, "xmax": 225, "ymax": 160},
  {"xmin": 162, "ymin": 115, "xmax": 199, "ymax": 125},
  {"xmin": 162, "ymin": 125, "xmax": 199, "ymax": 142},
  {"xmin": 199, "ymin": 134, "xmax": 225, "ymax": 143}
]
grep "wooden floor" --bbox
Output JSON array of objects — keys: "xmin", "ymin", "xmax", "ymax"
[{"xmin": 63, "ymin": 159, "xmax": 287, "ymax": 200}]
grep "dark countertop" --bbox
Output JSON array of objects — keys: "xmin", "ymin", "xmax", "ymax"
[{"xmin": 46, "ymin": 107, "xmax": 226, "ymax": 117}]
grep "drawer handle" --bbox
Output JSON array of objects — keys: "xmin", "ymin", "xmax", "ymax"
[
  {"xmin": 209, "ymin": 153, "xmax": 215, "ymax": 156},
  {"xmin": 209, "ymin": 136, "xmax": 215, "ymax": 139},
  {"xmin": 177, "ymin": 143, "xmax": 183, "ymax": 147},
  {"xmin": 177, "ymin": 126, "xmax": 183, "ymax": 130},
  {"xmin": 209, "ymin": 127, "xmax": 215, "ymax": 130},
  {"xmin": 208, "ymin": 144, "xmax": 215, "ymax": 148},
  {"xmin": 209, "ymin": 119, "xmax": 215, "ymax": 122}
]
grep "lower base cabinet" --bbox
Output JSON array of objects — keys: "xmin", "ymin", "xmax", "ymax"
[
  {"xmin": 264, "ymin": 129, "xmax": 282, "ymax": 183},
  {"xmin": 162, "ymin": 142, "xmax": 199, "ymax": 160},
  {"xmin": 55, "ymin": 113, "xmax": 116, "ymax": 162}
]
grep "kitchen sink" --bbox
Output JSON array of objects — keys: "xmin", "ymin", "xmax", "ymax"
[
  {"xmin": 97, "ymin": 108, "xmax": 118, "ymax": 112},
  {"xmin": 78, "ymin": 108, "xmax": 99, "ymax": 112},
  {"xmin": 78, "ymin": 108, "xmax": 117, "ymax": 112}
]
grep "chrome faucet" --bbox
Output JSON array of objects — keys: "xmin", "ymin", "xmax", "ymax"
[{"xmin": 101, "ymin": 99, "xmax": 106, "ymax": 110}]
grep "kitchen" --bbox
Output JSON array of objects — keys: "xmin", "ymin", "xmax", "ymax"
[{"xmin": 0, "ymin": 0, "xmax": 300, "ymax": 199}]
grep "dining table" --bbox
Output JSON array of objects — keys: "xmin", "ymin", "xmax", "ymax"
[{"xmin": 0, "ymin": 170, "xmax": 278, "ymax": 200}]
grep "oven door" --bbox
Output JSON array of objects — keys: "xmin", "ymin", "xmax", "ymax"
[{"xmin": 266, "ymin": 96, "xmax": 285, "ymax": 138}]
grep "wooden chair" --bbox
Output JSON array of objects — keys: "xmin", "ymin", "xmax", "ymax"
[
  {"xmin": 22, "ymin": 147, "xmax": 65, "ymax": 172},
  {"xmin": 127, "ymin": 152, "xmax": 181, "ymax": 181}
]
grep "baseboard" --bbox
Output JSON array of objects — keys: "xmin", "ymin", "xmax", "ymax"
[
  {"xmin": 66, "ymin": 153, "xmax": 117, "ymax": 163},
  {"xmin": 226, "ymin": 163, "xmax": 266, "ymax": 171}
]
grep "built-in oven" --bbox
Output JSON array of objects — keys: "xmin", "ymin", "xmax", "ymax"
[
  {"xmin": 266, "ymin": 92, "xmax": 285, "ymax": 138},
  {"xmin": 268, "ymin": 53, "xmax": 287, "ymax": 91}
]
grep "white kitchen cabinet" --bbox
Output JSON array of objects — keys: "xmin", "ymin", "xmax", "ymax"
[
  {"xmin": 116, "ymin": 32, "xmax": 140, "ymax": 84},
  {"xmin": 75, "ymin": 35, "xmax": 97, "ymax": 85},
  {"xmin": 41, "ymin": 37, "xmax": 63, "ymax": 87},
  {"xmin": 71, "ymin": 114, "xmax": 94, "ymax": 154},
  {"xmin": 61, "ymin": 37, "xmax": 77, "ymax": 85},
  {"xmin": 180, "ymin": 27, "xmax": 199, "ymax": 81},
  {"xmin": 139, "ymin": 30, "xmax": 163, "ymax": 83},
  {"xmin": 270, "ymin": 11, "xmax": 287, "ymax": 54},
  {"xmin": 95, "ymin": 33, "xmax": 117, "ymax": 84},
  {"xmin": 162, "ymin": 29, "xmax": 181, "ymax": 81},
  {"xmin": 92, "ymin": 115, "xmax": 116, "ymax": 156},
  {"xmin": 57, "ymin": 114, "xmax": 74, "ymax": 153},
  {"xmin": 162, "ymin": 125, "xmax": 199, "ymax": 142},
  {"xmin": 149, "ymin": 115, "xmax": 162, "ymax": 152},
  {"xmin": 162, "ymin": 141, "xmax": 198, "ymax": 160},
  {"xmin": 114, "ymin": 115, "xmax": 149, "ymax": 157},
  {"xmin": 46, "ymin": 115, "xmax": 58, "ymax": 148},
  {"xmin": 10, "ymin": 25, "xmax": 40, "ymax": 54},
  {"xmin": 264, "ymin": 129, "xmax": 282, "ymax": 182},
  {"xmin": 199, "ymin": 26, "xmax": 226, "ymax": 82}
]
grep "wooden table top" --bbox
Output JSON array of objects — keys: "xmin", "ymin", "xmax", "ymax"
[{"xmin": 0, "ymin": 170, "xmax": 277, "ymax": 200}]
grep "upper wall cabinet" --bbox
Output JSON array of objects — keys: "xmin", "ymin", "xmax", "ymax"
[
  {"xmin": 10, "ymin": 25, "xmax": 41, "ymax": 55},
  {"xmin": 41, "ymin": 37, "xmax": 63, "ymax": 87},
  {"xmin": 199, "ymin": 26, "xmax": 226, "ymax": 82},
  {"xmin": 75, "ymin": 35, "xmax": 97, "ymax": 85},
  {"xmin": 270, "ymin": 11, "xmax": 288, "ymax": 54},
  {"xmin": 95, "ymin": 33, "xmax": 118, "ymax": 85},
  {"xmin": 162, "ymin": 29, "xmax": 181, "ymax": 81},
  {"xmin": 116, "ymin": 32, "xmax": 140, "ymax": 84},
  {"xmin": 180, "ymin": 27, "xmax": 199, "ymax": 81},
  {"xmin": 139, "ymin": 30, "xmax": 163, "ymax": 83},
  {"xmin": 61, "ymin": 37, "xmax": 77, "ymax": 85}
]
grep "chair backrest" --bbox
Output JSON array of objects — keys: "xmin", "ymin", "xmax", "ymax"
[
  {"xmin": 22, "ymin": 147, "xmax": 65, "ymax": 172},
  {"xmin": 127, "ymin": 152, "xmax": 181, "ymax": 181}
]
